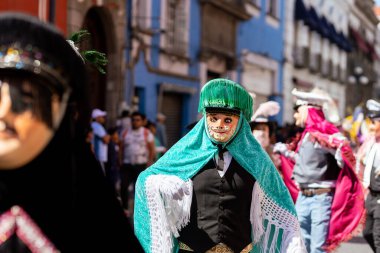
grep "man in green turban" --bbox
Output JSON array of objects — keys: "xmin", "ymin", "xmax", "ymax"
[{"xmin": 134, "ymin": 79, "xmax": 306, "ymax": 253}]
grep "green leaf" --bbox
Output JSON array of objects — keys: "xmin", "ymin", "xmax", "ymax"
[
  {"xmin": 69, "ymin": 30, "xmax": 91, "ymax": 44},
  {"xmin": 82, "ymin": 50, "xmax": 108, "ymax": 74},
  {"xmin": 68, "ymin": 30, "xmax": 108, "ymax": 74}
]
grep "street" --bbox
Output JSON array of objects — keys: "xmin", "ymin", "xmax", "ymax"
[{"xmin": 336, "ymin": 235, "xmax": 372, "ymax": 253}]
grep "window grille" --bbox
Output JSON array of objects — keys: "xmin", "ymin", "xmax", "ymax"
[
  {"xmin": 134, "ymin": 0, "xmax": 148, "ymax": 29},
  {"xmin": 166, "ymin": 0, "xmax": 187, "ymax": 55}
]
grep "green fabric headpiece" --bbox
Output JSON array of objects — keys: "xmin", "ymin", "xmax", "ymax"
[{"xmin": 198, "ymin": 78, "xmax": 254, "ymax": 121}]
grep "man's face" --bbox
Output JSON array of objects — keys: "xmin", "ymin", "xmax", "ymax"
[
  {"xmin": 132, "ymin": 115, "xmax": 144, "ymax": 129},
  {"xmin": 206, "ymin": 113, "xmax": 240, "ymax": 143},
  {"xmin": 0, "ymin": 81, "xmax": 62, "ymax": 169},
  {"xmin": 369, "ymin": 118, "xmax": 380, "ymax": 138},
  {"xmin": 252, "ymin": 123, "xmax": 270, "ymax": 148},
  {"xmin": 293, "ymin": 105, "xmax": 308, "ymax": 127},
  {"xmin": 95, "ymin": 116, "xmax": 106, "ymax": 124}
]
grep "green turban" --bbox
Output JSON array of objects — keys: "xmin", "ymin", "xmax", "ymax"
[{"xmin": 198, "ymin": 78, "xmax": 254, "ymax": 121}]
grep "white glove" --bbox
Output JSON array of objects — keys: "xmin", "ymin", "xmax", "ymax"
[
  {"xmin": 273, "ymin": 142, "xmax": 288, "ymax": 154},
  {"xmin": 159, "ymin": 175, "xmax": 191, "ymax": 201}
]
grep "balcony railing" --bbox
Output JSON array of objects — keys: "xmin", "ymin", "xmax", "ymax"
[{"xmin": 200, "ymin": 0, "xmax": 252, "ymax": 20}]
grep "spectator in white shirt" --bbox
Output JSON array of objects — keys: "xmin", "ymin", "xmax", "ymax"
[{"xmin": 120, "ymin": 112, "xmax": 155, "ymax": 212}]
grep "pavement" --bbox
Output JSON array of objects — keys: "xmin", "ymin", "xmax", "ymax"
[{"xmin": 335, "ymin": 235, "xmax": 373, "ymax": 253}]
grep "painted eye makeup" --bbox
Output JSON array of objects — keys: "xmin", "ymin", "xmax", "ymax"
[
  {"xmin": 224, "ymin": 118, "xmax": 232, "ymax": 124},
  {"xmin": 209, "ymin": 116, "xmax": 217, "ymax": 122}
]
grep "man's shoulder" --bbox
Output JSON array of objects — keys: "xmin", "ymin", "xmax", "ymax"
[
  {"xmin": 91, "ymin": 121, "xmax": 106, "ymax": 136},
  {"xmin": 146, "ymin": 129, "xmax": 154, "ymax": 139},
  {"xmin": 91, "ymin": 121, "xmax": 104, "ymax": 129}
]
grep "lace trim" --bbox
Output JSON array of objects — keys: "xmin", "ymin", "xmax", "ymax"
[
  {"xmin": 145, "ymin": 175, "xmax": 193, "ymax": 253},
  {"xmin": 146, "ymin": 175, "xmax": 173, "ymax": 253},
  {"xmin": 251, "ymin": 183, "xmax": 306, "ymax": 253},
  {"xmin": 0, "ymin": 205, "xmax": 59, "ymax": 253},
  {"xmin": 160, "ymin": 177, "xmax": 193, "ymax": 237}
]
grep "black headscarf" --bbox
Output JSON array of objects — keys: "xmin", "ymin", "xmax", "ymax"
[{"xmin": 0, "ymin": 13, "xmax": 143, "ymax": 252}]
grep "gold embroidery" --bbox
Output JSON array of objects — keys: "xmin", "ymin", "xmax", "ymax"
[
  {"xmin": 178, "ymin": 242, "xmax": 193, "ymax": 251},
  {"xmin": 178, "ymin": 242, "xmax": 253, "ymax": 253}
]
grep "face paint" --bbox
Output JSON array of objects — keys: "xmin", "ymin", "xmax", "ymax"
[
  {"xmin": 206, "ymin": 113, "xmax": 239, "ymax": 143},
  {"xmin": 252, "ymin": 124, "xmax": 270, "ymax": 148},
  {"xmin": 369, "ymin": 119, "xmax": 380, "ymax": 139},
  {"xmin": 0, "ymin": 78, "xmax": 67, "ymax": 169},
  {"xmin": 293, "ymin": 105, "xmax": 308, "ymax": 127}
]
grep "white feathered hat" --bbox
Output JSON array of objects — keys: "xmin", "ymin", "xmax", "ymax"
[
  {"xmin": 366, "ymin": 99, "xmax": 380, "ymax": 119},
  {"xmin": 292, "ymin": 87, "xmax": 341, "ymax": 125},
  {"xmin": 292, "ymin": 88, "xmax": 329, "ymax": 107},
  {"xmin": 249, "ymin": 101, "xmax": 280, "ymax": 132},
  {"xmin": 251, "ymin": 101, "xmax": 280, "ymax": 122}
]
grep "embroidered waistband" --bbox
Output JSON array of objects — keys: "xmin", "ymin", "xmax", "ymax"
[
  {"xmin": 179, "ymin": 242, "xmax": 253, "ymax": 253},
  {"xmin": 300, "ymin": 188, "xmax": 333, "ymax": 197}
]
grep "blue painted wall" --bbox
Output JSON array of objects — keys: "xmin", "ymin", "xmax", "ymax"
[
  {"xmin": 237, "ymin": 0, "xmax": 285, "ymax": 125},
  {"xmin": 125, "ymin": 1, "xmax": 201, "ymax": 136},
  {"xmin": 125, "ymin": 0, "xmax": 287, "ymax": 132}
]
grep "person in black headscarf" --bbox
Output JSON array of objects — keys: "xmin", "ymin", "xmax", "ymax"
[{"xmin": 0, "ymin": 12, "xmax": 143, "ymax": 253}]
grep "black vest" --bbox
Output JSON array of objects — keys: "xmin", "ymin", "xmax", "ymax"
[
  {"xmin": 178, "ymin": 158, "xmax": 255, "ymax": 252},
  {"xmin": 293, "ymin": 138, "xmax": 340, "ymax": 184}
]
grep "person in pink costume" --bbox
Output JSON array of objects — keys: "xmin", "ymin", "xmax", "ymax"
[{"xmin": 274, "ymin": 88, "xmax": 365, "ymax": 253}]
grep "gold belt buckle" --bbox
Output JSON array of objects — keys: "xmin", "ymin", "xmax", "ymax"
[
  {"xmin": 206, "ymin": 243, "xmax": 233, "ymax": 253},
  {"xmin": 179, "ymin": 242, "xmax": 253, "ymax": 253}
]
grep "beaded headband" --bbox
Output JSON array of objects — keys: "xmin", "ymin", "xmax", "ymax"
[{"xmin": 0, "ymin": 43, "xmax": 69, "ymax": 91}]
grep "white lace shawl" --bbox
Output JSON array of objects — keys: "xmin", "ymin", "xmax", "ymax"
[{"xmin": 145, "ymin": 175, "xmax": 306, "ymax": 253}]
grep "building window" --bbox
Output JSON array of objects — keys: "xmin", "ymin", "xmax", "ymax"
[
  {"xmin": 201, "ymin": 5, "xmax": 236, "ymax": 55},
  {"xmin": 165, "ymin": 0, "xmax": 187, "ymax": 55},
  {"xmin": 266, "ymin": 0, "xmax": 279, "ymax": 18},
  {"xmin": 133, "ymin": 0, "xmax": 150, "ymax": 30}
]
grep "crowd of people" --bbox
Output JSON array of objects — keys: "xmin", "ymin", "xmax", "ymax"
[
  {"xmin": 89, "ymin": 108, "xmax": 168, "ymax": 216},
  {"xmin": 247, "ymin": 88, "xmax": 380, "ymax": 253}
]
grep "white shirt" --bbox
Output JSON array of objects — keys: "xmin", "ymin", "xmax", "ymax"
[
  {"xmin": 364, "ymin": 142, "xmax": 380, "ymax": 188},
  {"xmin": 215, "ymin": 151, "xmax": 233, "ymax": 177},
  {"xmin": 116, "ymin": 117, "xmax": 131, "ymax": 133},
  {"xmin": 123, "ymin": 127, "xmax": 154, "ymax": 165}
]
